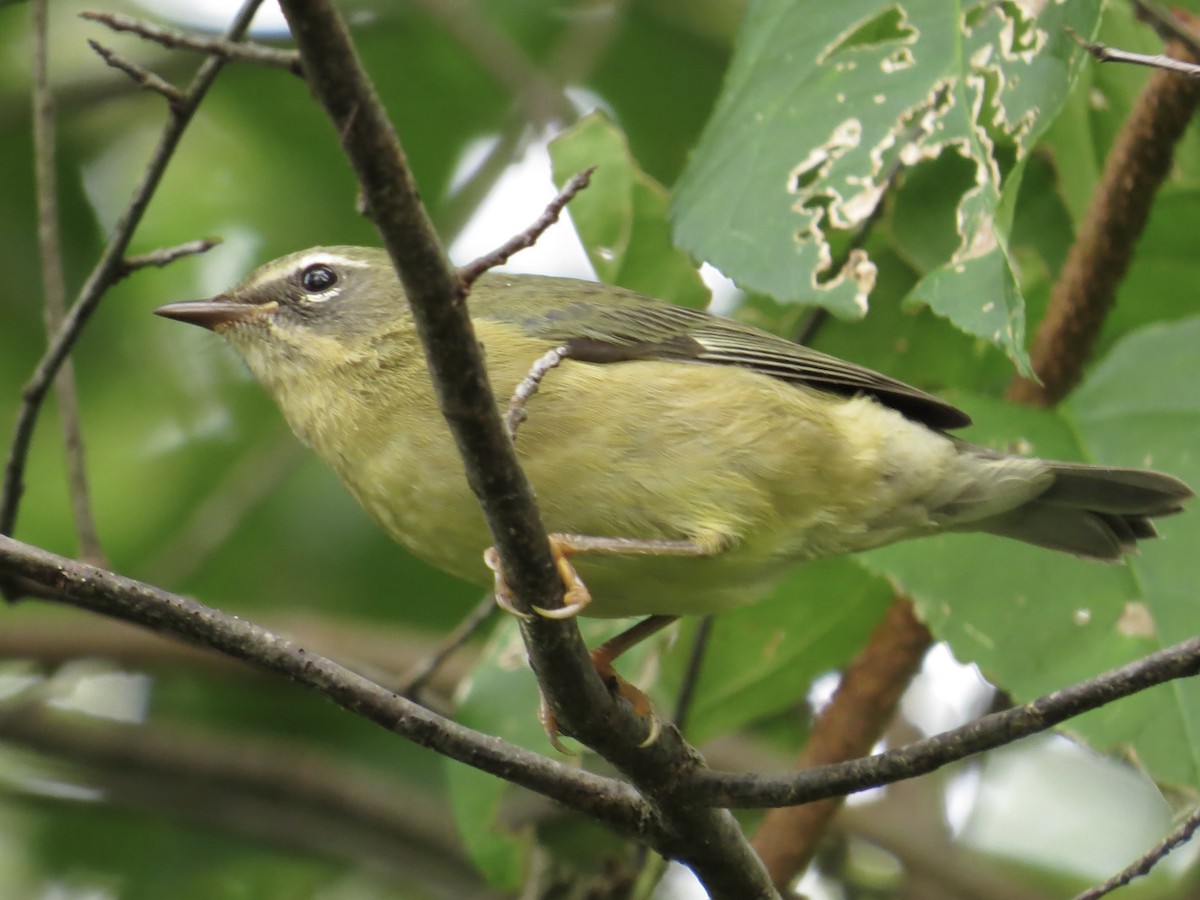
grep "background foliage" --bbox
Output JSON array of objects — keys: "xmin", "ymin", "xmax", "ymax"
[{"xmin": 2, "ymin": 0, "xmax": 1199, "ymax": 896}]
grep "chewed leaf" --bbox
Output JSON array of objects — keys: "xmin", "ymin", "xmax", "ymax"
[{"xmin": 673, "ymin": 0, "xmax": 1101, "ymax": 366}]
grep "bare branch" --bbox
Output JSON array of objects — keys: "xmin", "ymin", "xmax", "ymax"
[
  {"xmin": 694, "ymin": 634, "xmax": 1200, "ymax": 808},
  {"xmin": 410, "ymin": 0, "xmax": 573, "ymax": 124},
  {"xmin": 81, "ymin": 9, "xmax": 303, "ymax": 76},
  {"xmin": 1009, "ymin": 21, "xmax": 1200, "ymax": 404},
  {"xmin": 670, "ymin": 615, "xmax": 713, "ymax": 735},
  {"xmin": 273, "ymin": 1, "xmax": 779, "ymax": 893},
  {"xmin": 1066, "ymin": 25, "xmax": 1200, "ymax": 77},
  {"xmin": 2, "ymin": 0, "xmax": 264, "ymax": 548},
  {"xmin": 119, "ymin": 237, "xmax": 221, "ymax": 279},
  {"xmin": 31, "ymin": 0, "xmax": 107, "ymax": 567},
  {"xmin": 1072, "ymin": 804, "xmax": 1200, "ymax": 900},
  {"xmin": 87, "ymin": 38, "xmax": 185, "ymax": 107},
  {"xmin": 458, "ymin": 166, "xmax": 596, "ymax": 285},
  {"xmin": 0, "ymin": 532, "xmax": 655, "ymax": 838},
  {"xmin": 0, "ymin": 607, "xmax": 476, "ymax": 703},
  {"xmin": 504, "ymin": 346, "xmax": 569, "ymax": 440}
]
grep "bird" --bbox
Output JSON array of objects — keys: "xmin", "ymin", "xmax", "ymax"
[{"xmin": 155, "ymin": 246, "xmax": 1192, "ymax": 734}]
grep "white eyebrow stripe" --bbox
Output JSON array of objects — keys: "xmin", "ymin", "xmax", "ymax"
[{"xmin": 295, "ymin": 251, "xmax": 370, "ymax": 270}]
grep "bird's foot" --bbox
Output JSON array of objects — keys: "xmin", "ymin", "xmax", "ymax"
[
  {"xmin": 484, "ymin": 535, "xmax": 592, "ymax": 620},
  {"xmin": 538, "ymin": 646, "xmax": 662, "ymax": 752}
]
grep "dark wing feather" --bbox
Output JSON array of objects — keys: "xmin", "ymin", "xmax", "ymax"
[{"xmin": 477, "ymin": 275, "xmax": 971, "ymax": 431}]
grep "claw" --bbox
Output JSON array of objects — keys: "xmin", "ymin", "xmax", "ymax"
[
  {"xmin": 484, "ymin": 547, "xmax": 533, "ymax": 619},
  {"xmin": 538, "ymin": 695, "xmax": 579, "ymax": 756},
  {"xmin": 484, "ymin": 537, "xmax": 592, "ymax": 621}
]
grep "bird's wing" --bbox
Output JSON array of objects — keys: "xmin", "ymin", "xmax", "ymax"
[{"xmin": 479, "ymin": 277, "xmax": 971, "ymax": 431}]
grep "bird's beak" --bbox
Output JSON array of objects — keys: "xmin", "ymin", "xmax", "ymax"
[{"xmin": 153, "ymin": 298, "xmax": 277, "ymax": 331}]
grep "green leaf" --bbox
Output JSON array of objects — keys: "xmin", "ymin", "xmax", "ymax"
[
  {"xmin": 446, "ymin": 621, "xmax": 541, "ymax": 891},
  {"xmin": 660, "ymin": 557, "xmax": 894, "ymax": 744},
  {"xmin": 861, "ymin": 318, "xmax": 1200, "ymax": 789},
  {"xmin": 448, "ymin": 616, "xmax": 664, "ymax": 888},
  {"xmin": 549, "ymin": 112, "xmax": 710, "ymax": 308},
  {"xmin": 673, "ymin": 0, "xmax": 1102, "ymax": 368}
]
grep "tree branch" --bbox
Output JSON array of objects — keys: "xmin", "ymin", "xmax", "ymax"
[
  {"xmin": 458, "ymin": 165, "xmax": 595, "ymax": 285},
  {"xmin": 1072, "ymin": 804, "xmax": 1200, "ymax": 900},
  {"xmin": 751, "ymin": 597, "xmax": 931, "ymax": 888},
  {"xmin": 81, "ymin": 10, "xmax": 303, "ymax": 76},
  {"xmin": 86, "ymin": 38, "xmax": 186, "ymax": 107},
  {"xmin": 1007, "ymin": 20, "xmax": 1200, "ymax": 405},
  {"xmin": 0, "ymin": 704, "xmax": 500, "ymax": 895},
  {"xmin": 271, "ymin": 1, "xmax": 778, "ymax": 894},
  {"xmin": 0, "ymin": 532, "xmax": 654, "ymax": 838},
  {"xmin": 694, "ymin": 634, "xmax": 1200, "ymax": 807}
]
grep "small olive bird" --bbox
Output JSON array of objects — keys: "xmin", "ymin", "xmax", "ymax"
[{"xmin": 156, "ymin": 246, "xmax": 1191, "ymax": 717}]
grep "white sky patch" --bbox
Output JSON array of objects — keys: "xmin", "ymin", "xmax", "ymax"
[
  {"xmin": 447, "ymin": 135, "xmax": 596, "ymax": 280},
  {"xmin": 133, "ymin": 0, "xmax": 290, "ymax": 35}
]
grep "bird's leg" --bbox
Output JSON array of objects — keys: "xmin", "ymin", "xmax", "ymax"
[
  {"xmin": 485, "ymin": 534, "xmax": 717, "ymax": 620},
  {"xmin": 503, "ymin": 345, "xmax": 569, "ymax": 441},
  {"xmin": 535, "ymin": 614, "xmax": 680, "ymax": 752}
]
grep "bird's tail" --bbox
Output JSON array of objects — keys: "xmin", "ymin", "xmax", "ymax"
[{"xmin": 972, "ymin": 461, "xmax": 1192, "ymax": 561}]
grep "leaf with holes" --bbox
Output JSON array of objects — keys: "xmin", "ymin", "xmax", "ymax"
[{"xmin": 673, "ymin": 0, "xmax": 1102, "ymax": 370}]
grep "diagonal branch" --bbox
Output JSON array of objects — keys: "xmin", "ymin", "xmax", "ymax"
[
  {"xmin": 458, "ymin": 165, "xmax": 595, "ymax": 285},
  {"xmin": 87, "ymin": 38, "xmax": 186, "ymax": 107},
  {"xmin": 0, "ymin": 532, "xmax": 653, "ymax": 838},
  {"xmin": 694, "ymin": 633, "xmax": 1200, "ymax": 807},
  {"xmin": 274, "ymin": 0, "xmax": 778, "ymax": 894}
]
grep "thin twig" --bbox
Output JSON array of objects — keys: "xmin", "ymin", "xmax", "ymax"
[
  {"xmin": 6, "ymin": 531, "xmax": 1200, "ymax": 827},
  {"xmin": 397, "ymin": 594, "xmax": 497, "ymax": 698},
  {"xmin": 119, "ymin": 238, "xmax": 222, "ymax": 278},
  {"xmin": 87, "ymin": 39, "xmax": 185, "ymax": 107},
  {"xmin": 693, "ymin": 633, "xmax": 1200, "ymax": 808},
  {"xmin": 81, "ymin": 10, "xmax": 303, "ymax": 76},
  {"xmin": 31, "ymin": 0, "xmax": 107, "ymax": 568},
  {"xmin": 671, "ymin": 615, "xmax": 713, "ymax": 735},
  {"xmin": 410, "ymin": 0, "xmax": 573, "ymax": 124},
  {"xmin": 1072, "ymin": 805, "xmax": 1200, "ymax": 900},
  {"xmin": 1065, "ymin": 25, "xmax": 1200, "ymax": 77},
  {"xmin": 1, "ymin": 0, "xmax": 264, "ymax": 549},
  {"xmin": 458, "ymin": 166, "xmax": 596, "ymax": 285},
  {"xmin": 0, "ymin": 607, "xmax": 476, "ymax": 702}
]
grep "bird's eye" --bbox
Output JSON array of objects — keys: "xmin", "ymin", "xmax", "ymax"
[{"xmin": 300, "ymin": 263, "xmax": 338, "ymax": 294}]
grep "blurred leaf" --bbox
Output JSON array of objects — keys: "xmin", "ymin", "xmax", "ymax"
[
  {"xmin": 447, "ymin": 621, "xmax": 541, "ymax": 891},
  {"xmin": 862, "ymin": 318, "xmax": 1200, "ymax": 789},
  {"xmin": 549, "ymin": 112, "xmax": 709, "ymax": 307},
  {"xmin": 661, "ymin": 556, "xmax": 893, "ymax": 744},
  {"xmin": 450, "ymin": 615, "xmax": 664, "ymax": 888},
  {"xmin": 673, "ymin": 0, "xmax": 1102, "ymax": 370}
]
